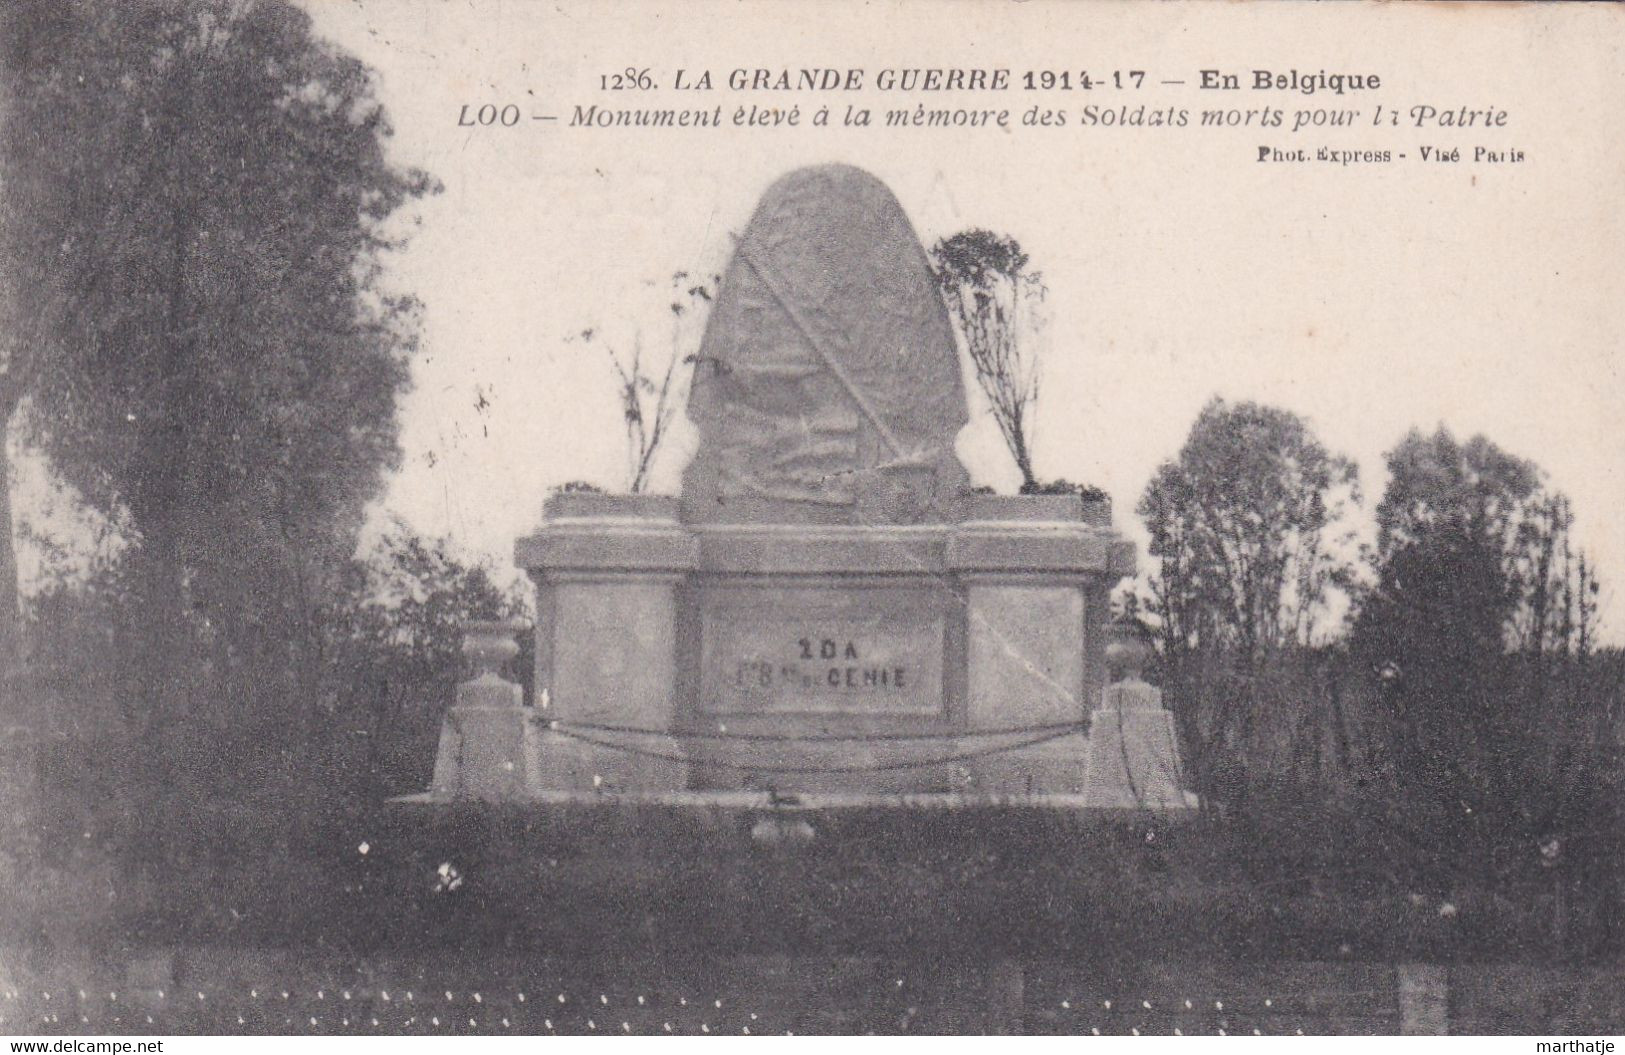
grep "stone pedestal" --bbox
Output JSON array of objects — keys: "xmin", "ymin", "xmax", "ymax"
[
  {"xmin": 950, "ymin": 496, "xmax": 1133, "ymax": 796},
  {"xmin": 430, "ymin": 702, "xmax": 540, "ymax": 800},
  {"xmin": 429, "ymin": 618, "xmax": 540, "ymax": 800},
  {"xmin": 428, "ymin": 494, "xmax": 1196, "ymax": 806},
  {"xmin": 1083, "ymin": 639, "xmax": 1189, "ymax": 809},
  {"xmin": 517, "ymin": 493, "xmax": 697, "ymax": 793},
  {"xmin": 425, "ymin": 490, "xmax": 1177, "ymax": 801}
]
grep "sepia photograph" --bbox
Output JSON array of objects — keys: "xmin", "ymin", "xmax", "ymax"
[{"xmin": 1, "ymin": 0, "xmax": 1622, "ymax": 1042}]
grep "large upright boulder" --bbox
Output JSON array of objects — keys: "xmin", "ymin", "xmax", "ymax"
[{"xmin": 680, "ymin": 164, "xmax": 969, "ymax": 525}]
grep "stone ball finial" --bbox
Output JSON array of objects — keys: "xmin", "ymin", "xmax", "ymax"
[
  {"xmin": 1105, "ymin": 633, "xmax": 1150, "ymax": 683},
  {"xmin": 463, "ymin": 617, "xmax": 529, "ymax": 682}
]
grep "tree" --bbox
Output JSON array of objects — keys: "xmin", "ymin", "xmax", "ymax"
[
  {"xmin": 1139, "ymin": 398, "xmax": 1360, "ymax": 666},
  {"xmin": 0, "ymin": 0, "xmax": 437, "ymax": 754},
  {"xmin": 1509, "ymin": 492, "xmax": 1602, "ymax": 668},
  {"xmin": 1355, "ymin": 428, "xmax": 1558, "ymax": 686},
  {"xmin": 0, "ymin": 1, "xmax": 161, "ymax": 681},
  {"xmin": 1134, "ymin": 398, "xmax": 1360, "ymax": 814},
  {"xmin": 929, "ymin": 230, "xmax": 1046, "ymax": 491},
  {"xmin": 571, "ymin": 270, "xmax": 716, "ymax": 493},
  {"xmin": 1352, "ymin": 427, "xmax": 1610, "ymax": 887}
]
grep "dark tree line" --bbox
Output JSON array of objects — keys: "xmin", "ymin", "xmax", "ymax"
[
  {"xmin": 1134, "ymin": 400, "xmax": 1617, "ymax": 919},
  {"xmin": 1351, "ymin": 428, "xmax": 1615, "ymax": 893}
]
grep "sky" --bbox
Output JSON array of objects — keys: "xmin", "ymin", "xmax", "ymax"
[{"xmin": 18, "ymin": 0, "xmax": 1625, "ymax": 637}]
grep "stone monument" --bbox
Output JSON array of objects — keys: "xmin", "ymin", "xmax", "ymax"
[{"xmin": 427, "ymin": 164, "xmax": 1192, "ymax": 808}]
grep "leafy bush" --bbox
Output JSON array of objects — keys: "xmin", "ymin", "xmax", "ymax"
[{"xmin": 1019, "ymin": 478, "xmax": 1108, "ymax": 501}]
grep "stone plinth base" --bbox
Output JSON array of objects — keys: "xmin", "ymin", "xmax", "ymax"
[
  {"xmin": 419, "ymin": 491, "xmax": 1195, "ymax": 806},
  {"xmin": 430, "ymin": 705, "xmax": 540, "ymax": 801},
  {"xmin": 517, "ymin": 494, "xmax": 695, "ymax": 794},
  {"xmin": 1083, "ymin": 677, "xmax": 1190, "ymax": 810}
]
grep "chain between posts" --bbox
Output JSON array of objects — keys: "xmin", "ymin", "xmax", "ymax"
[
  {"xmin": 544, "ymin": 721, "xmax": 1082, "ymax": 775},
  {"xmin": 540, "ymin": 716, "xmax": 1089, "ymax": 743}
]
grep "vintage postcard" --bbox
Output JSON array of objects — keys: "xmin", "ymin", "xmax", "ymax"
[{"xmin": 1, "ymin": 0, "xmax": 1622, "ymax": 1041}]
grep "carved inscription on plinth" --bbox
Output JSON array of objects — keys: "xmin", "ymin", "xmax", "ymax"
[{"xmin": 699, "ymin": 589, "xmax": 944, "ymax": 716}]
